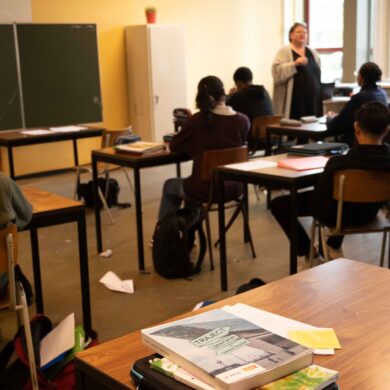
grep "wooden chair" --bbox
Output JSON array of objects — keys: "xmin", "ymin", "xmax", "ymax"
[
  {"xmin": 309, "ymin": 169, "xmax": 390, "ymax": 266},
  {"xmin": 250, "ymin": 115, "xmax": 283, "ymax": 155},
  {"xmin": 199, "ymin": 146, "xmax": 256, "ymax": 268},
  {"xmin": 0, "ymin": 225, "xmax": 39, "ymax": 389},
  {"xmin": 74, "ymin": 129, "xmax": 134, "ymax": 224}
]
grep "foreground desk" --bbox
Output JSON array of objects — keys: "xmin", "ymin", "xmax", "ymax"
[
  {"xmin": 75, "ymin": 259, "xmax": 390, "ymax": 390},
  {"xmin": 22, "ymin": 187, "xmax": 92, "ymax": 335},
  {"xmin": 265, "ymin": 122, "xmax": 328, "ymax": 155},
  {"xmin": 0, "ymin": 127, "xmax": 104, "ymax": 179},
  {"xmin": 92, "ymin": 148, "xmax": 188, "ymax": 271},
  {"xmin": 216, "ymin": 154, "xmax": 323, "ymax": 291}
]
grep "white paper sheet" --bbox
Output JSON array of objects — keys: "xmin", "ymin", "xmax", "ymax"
[
  {"xmin": 225, "ymin": 159, "xmax": 277, "ymax": 171},
  {"xmin": 223, "ymin": 303, "xmax": 334, "ymax": 355},
  {"xmin": 49, "ymin": 125, "xmax": 86, "ymax": 132},
  {"xmin": 20, "ymin": 129, "xmax": 52, "ymax": 135},
  {"xmin": 99, "ymin": 271, "xmax": 134, "ymax": 294},
  {"xmin": 40, "ymin": 313, "xmax": 75, "ymax": 367}
]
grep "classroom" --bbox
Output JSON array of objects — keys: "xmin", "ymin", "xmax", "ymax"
[{"xmin": 0, "ymin": 1, "xmax": 390, "ymax": 389}]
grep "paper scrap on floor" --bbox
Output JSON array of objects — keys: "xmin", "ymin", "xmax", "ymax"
[
  {"xmin": 288, "ymin": 328, "xmax": 341, "ymax": 349},
  {"xmin": 21, "ymin": 129, "xmax": 52, "ymax": 135},
  {"xmin": 100, "ymin": 271, "xmax": 134, "ymax": 294},
  {"xmin": 49, "ymin": 125, "xmax": 86, "ymax": 132},
  {"xmin": 223, "ymin": 303, "xmax": 334, "ymax": 355},
  {"xmin": 40, "ymin": 313, "xmax": 75, "ymax": 367}
]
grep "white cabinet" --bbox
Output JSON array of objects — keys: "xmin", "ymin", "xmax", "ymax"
[{"xmin": 125, "ymin": 25, "xmax": 187, "ymax": 142}]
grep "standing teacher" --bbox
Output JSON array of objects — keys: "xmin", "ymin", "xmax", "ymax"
[{"xmin": 272, "ymin": 22, "xmax": 322, "ymax": 120}]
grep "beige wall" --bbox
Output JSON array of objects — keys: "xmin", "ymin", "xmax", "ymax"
[{"xmin": 1, "ymin": 0, "xmax": 283, "ymax": 175}]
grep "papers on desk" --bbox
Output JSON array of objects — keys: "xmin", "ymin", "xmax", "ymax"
[
  {"xmin": 277, "ymin": 156, "xmax": 328, "ymax": 171},
  {"xmin": 226, "ymin": 159, "xmax": 277, "ymax": 171},
  {"xmin": 49, "ymin": 125, "xmax": 86, "ymax": 132},
  {"xmin": 223, "ymin": 303, "xmax": 338, "ymax": 355},
  {"xmin": 99, "ymin": 271, "xmax": 134, "ymax": 294},
  {"xmin": 20, "ymin": 129, "xmax": 52, "ymax": 135}
]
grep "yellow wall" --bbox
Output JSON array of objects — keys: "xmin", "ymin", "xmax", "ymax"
[{"xmin": 3, "ymin": 0, "xmax": 283, "ymax": 176}]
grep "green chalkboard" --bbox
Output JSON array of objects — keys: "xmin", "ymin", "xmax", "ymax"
[
  {"xmin": 17, "ymin": 24, "xmax": 102, "ymax": 128},
  {"xmin": 0, "ymin": 25, "xmax": 23, "ymax": 130}
]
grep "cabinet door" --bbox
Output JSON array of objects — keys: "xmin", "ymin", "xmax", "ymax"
[{"xmin": 149, "ymin": 26, "xmax": 187, "ymax": 141}]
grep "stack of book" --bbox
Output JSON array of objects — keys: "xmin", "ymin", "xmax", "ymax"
[
  {"xmin": 114, "ymin": 141, "xmax": 165, "ymax": 155},
  {"xmin": 137, "ymin": 305, "xmax": 339, "ymax": 389}
]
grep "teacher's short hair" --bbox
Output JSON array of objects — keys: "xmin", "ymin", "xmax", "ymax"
[{"xmin": 288, "ymin": 22, "xmax": 307, "ymax": 42}]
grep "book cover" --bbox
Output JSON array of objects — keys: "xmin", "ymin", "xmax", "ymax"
[
  {"xmin": 256, "ymin": 364, "xmax": 338, "ymax": 390},
  {"xmin": 114, "ymin": 141, "xmax": 165, "ymax": 154},
  {"xmin": 142, "ymin": 308, "xmax": 313, "ymax": 390},
  {"xmin": 277, "ymin": 156, "xmax": 328, "ymax": 171}
]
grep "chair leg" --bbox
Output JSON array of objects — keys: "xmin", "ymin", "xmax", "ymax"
[
  {"xmin": 309, "ymin": 220, "xmax": 317, "ymax": 268},
  {"xmin": 204, "ymin": 211, "xmax": 214, "ymax": 270},
  {"xmin": 98, "ymin": 187, "xmax": 115, "ymax": 225},
  {"xmin": 240, "ymin": 202, "xmax": 256, "ymax": 258},
  {"xmin": 122, "ymin": 167, "xmax": 135, "ymax": 196},
  {"xmin": 213, "ymin": 206, "xmax": 241, "ymax": 248},
  {"xmin": 380, "ymin": 231, "xmax": 388, "ymax": 267},
  {"xmin": 320, "ymin": 228, "xmax": 330, "ymax": 262},
  {"xmin": 20, "ymin": 288, "xmax": 39, "ymax": 390},
  {"xmin": 253, "ymin": 185, "xmax": 260, "ymax": 201},
  {"xmin": 73, "ymin": 167, "xmax": 81, "ymax": 200}
]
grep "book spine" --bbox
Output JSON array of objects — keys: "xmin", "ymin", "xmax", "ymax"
[{"xmin": 141, "ymin": 334, "xmax": 216, "ymax": 388}]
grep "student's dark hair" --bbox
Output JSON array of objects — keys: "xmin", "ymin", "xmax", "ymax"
[
  {"xmin": 358, "ymin": 62, "xmax": 382, "ymax": 85},
  {"xmin": 355, "ymin": 102, "xmax": 390, "ymax": 136},
  {"xmin": 196, "ymin": 76, "xmax": 226, "ymax": 117},
  {"xmin": 288, "ymin": 22, "xmax": 307, "ymax": 42},
  {"xmin": 233, "ymin": 67, "xmax": 253, "ymax": 84}
]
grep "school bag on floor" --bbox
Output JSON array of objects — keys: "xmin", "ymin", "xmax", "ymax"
[{"xmin": 152, "ymin": 208, "xmax": 206, "ymax": 279}]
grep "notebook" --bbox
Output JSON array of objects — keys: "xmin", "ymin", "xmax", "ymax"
[
  {"xmin": 277, "ymin": 156, "xmax": 329, "ymax": 171},
  {"xmin": 287, "ymin": 142, "xmax": 349, "ymax": 156}
]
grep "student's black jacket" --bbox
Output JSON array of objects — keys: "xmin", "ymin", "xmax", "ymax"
[
  {"xmin": 312, "ymin": 144, "xmax": 390, "ymax": 225},
  {"xmin": 326, "ymin": 84, "xmax": 388, "ymax": 146}
]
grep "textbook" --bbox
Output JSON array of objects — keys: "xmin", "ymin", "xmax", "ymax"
[
  {"xmin": 256, "ymin": 365, "xmax": 339, "ymax": 390},
  {"xmin": 114, "ymin": 141, "xmax": 165, "ymax": 154},
  {"xmin": 141, "ymin": 308, "xmax": 313, "ymax": 390},
  {"xmin": 277, "ymin": 156, "xmax": 328, "ymax": 171}
]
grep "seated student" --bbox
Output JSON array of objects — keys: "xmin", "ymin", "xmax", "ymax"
[
  {"xmin": 227, "ymin": 67, "xmax": 273, "ymax": 123},
  {"xmin": 270, "ymin": 102, "xmax": 390, "ymax": 260},
  {"xmin": 158, "ymin": 76, "xmax": 250, "ymax": 221},
  {"xmin": 0, "ymin": 172, "xmax": 33, "ymax": 297},
  {"xmin": 327, "ymin": 62, "xmax": 388, "ymax": 146}
]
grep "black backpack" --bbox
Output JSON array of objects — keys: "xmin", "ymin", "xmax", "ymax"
[
  {"xmin": 152, "ymin": 208, "xmax": 206, "ymax": 279},
  {"xmin": 78, "ymin": 178, "xmax": 120, "ymax": 209}
]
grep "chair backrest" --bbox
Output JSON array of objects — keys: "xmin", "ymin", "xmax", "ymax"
[
  {"xmin": 201, "ymin": 146, "xmax": 248, "ymax": 182},
  {"xmin": 173, "ymin": 108, "xmax": 192, "ymax": 133},
  {"xmin": 0, "ymin": 224, "xmax": 18, "ymax": 273},
  {"xmin": 251, "ymin": 115, "xmax": 283, "ymax": 140},
  {"xmin": 333, "ymin": 169, "xmax": 390, "ymax": 203}
]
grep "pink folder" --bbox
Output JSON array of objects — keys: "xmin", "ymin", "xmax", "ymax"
[{"xmin": 277, "ymin": 156, "xmax": 329, "ymax": 171}]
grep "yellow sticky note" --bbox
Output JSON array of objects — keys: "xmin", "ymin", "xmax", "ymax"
[{"xmin": 288, "ymin": 329, "xmax": 341, "ymax": 349}]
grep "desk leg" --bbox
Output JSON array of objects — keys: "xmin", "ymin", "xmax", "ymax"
[
  {"xmin": 134, "ymin": 168, "xmax": 145, "ymax": 271},
  {"xmin": 289, "ymin": 185, "xmax": 298, "ymax": 274},
  {"xmin": 93, "ymin": 156, "xmax": 103, "ymax": 253},
  {"xmin": 176, "ymin": 162, "xmax": 181, "ymax": 178},
  {"xmin": 243, "ymin": 184, "xmax": 250, "ymax": 243},
  {"xmin": 73, "ymin": 139, "xmax": 81, "ymax": 199},
  {"xmin": 217, "ymin": 173, "xmax": 228, "ymax": 291},
  {"xmin": 30, "ymin": 228, "xmax": 44, "ymax": 313},
  {"xmin": 77, "ymin": 211, "xmax": 92, "ymax": 335},
  {"xmin": 8, "ymin": 146, "xmax": 16, "ymax": 180}
]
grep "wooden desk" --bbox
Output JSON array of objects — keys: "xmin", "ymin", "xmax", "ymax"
[
  {"xmin": 265, "ymin": 122, "xmax": 328, "ymax": 155},
  {"xmin": 216, "ymin": 154, "xmax": 323, "ymax": 290},
  {"xmin": 75, "ymin": 259, "xmax": 390, "ymax": 390},
  {"xmin": 0, "ymin": 127, "xmax": 103, "ymax": 179},
  {"xmin": 92, "ymin": 148, "xmax": 189, "ymax": 271},
  {"xmin": 22, "ymin": 187, "xmax": 92, "ymax": 335}
]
